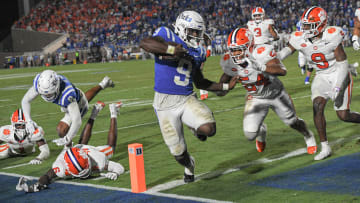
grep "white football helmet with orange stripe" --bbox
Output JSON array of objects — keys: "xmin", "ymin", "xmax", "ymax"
[
  {"xmin": 11, "ymin": 109, "xmax": 28, "ymax": 141},
  {"xmin": 64, "ymin": 147, "xmax": 91, "ymax": 178},
  {"xmin": 251, "ymin": 7, "xmax": 265, "ymax": 23},
  {"xmin": 300, "ymin": 6, "xmax": 328, "ymax": 39},
  {"xmin": 227, "ymin": 28, "xmax": 253, "ymax": 64}
]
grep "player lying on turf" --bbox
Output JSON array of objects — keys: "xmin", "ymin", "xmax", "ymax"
[
  {"xmin": 21, "ymin": 70, "xmax": 115, "ymax": 149},
  {"xmin": 0, "ymin": 108, "xmax": 49, "ymax": 164},
  {"xmin": 16, "ymin": 101, "xmax": 124, "ymax": 193},
  {"xmin": 218, "ymin": 28, "xmax": 317, "ymax": 154}
]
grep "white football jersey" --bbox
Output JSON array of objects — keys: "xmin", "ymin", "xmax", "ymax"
[
  {"xmin": 220, "ymin": 44, "xmax": 283, "ymax": 99},
  {"xmin": 289, "ymin": 26, "xmax": 345, "ymax": 73},
  {"xmin": 247, "ymin": 19, "xmax": 275, "ymax": 45},
  {"xmin": 0, "ymin": 125, "xmax": 44, "ymax": 155},
  {"xmin": 355, "ymin": 8, "xmax": 360, "ymax": 21},
  {"xmin": 52, "ymin": 144, "xmax": 112, "ymax": 178}
]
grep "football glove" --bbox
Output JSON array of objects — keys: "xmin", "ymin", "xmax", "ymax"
[
  {"xmin": 100, "ymin": 172, "xmax": 118, "ymax": 180},
  {"xmin": 26, "ymin": 120, "xmax": 37, "ymax": 134},
  {"xmin": 352, "ymin": 36, "xmax": 360, "ymax": 51},
  {"xmin": 52, "ymin": 136, "xmax": 71, "ymax": 146},
  {"xmin": 29, "ymin": 158, "xmax": 42, "ymax": 165},
  {"xmin": 16, "ymin": 177, "xmax": 29, "ymax": 192}
]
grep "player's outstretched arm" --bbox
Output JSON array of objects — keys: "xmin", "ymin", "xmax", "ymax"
[
  {"xmin": 53, "ymin": 102, "xmax": 82, "ymax": 146},
  {"xmin": 101, "ymin": 161, "xmax": 125, "ymax": 180},
  {"xmin": 192, "ymin": 68, "xmax": 238, "ymax": 92},
  {"xmin": 29, "ymin": 139, "xmax": 50, "ymax": 165},
  {"xmin": 215, "ymin": 73, "xmax": 232, "ymax": 96},
  {"xmin": 278, "ymin": 44, "xmax": 296, "ymax": 60},
  {"xmin": 140, "ymin": 36, "xmax": 188, "ymax": 59},
  {"xmin": 21, "ymin": 86, "xmax": 39, "ymax": 122},
  {"xmin": 16, "ymin": 168, "xmax": 56, "ymax": 193}
]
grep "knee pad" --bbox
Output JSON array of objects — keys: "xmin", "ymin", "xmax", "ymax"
[{"xmin": 244, "ymin": 131, "xmax": 258, "ymax": 141}]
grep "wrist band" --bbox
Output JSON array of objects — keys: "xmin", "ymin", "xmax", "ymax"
[
  {"xmin": 166, "ymin": 45, "xmax": 175, "ymax": 55},
  {"xmin": 222, "ymin": 83, "xmax": 229, "ymax": 91}
]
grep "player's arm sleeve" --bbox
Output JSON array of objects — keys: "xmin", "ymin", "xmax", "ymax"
[
  {"xmin": 21, "ymin": 86, "xmax": 39, "ymax": 121},
  {"xmin": 36, "ymin": 143, "xmax": 50, "ymax": 161},
  {"xmin": 106, "ymin": 161, "xmax": 125, "ymax": 175},
  {"xmin": 64, "ymin": 102, "xmax": 82, "ymax": 142}
]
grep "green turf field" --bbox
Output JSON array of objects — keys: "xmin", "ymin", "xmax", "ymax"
[{"xmin": 1, "ymin": 48, "xmax": 360, "ymax": 202}]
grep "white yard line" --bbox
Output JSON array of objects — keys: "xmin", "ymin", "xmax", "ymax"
[
  {"xmin": 0, "ymin": 171, "xmax": 229, "ymax": 203},
  {"xmin": 2, "ymin": 162, "xmax": 30, "ymax": 169},
  {"xmin": 147, "ymin": 134, "xmax": 360, "ymax": 192}
]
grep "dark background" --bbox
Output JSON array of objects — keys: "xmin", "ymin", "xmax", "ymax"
[{"xmin": 0, "ymin": 1, "xmax": 19, "ymax": 41}]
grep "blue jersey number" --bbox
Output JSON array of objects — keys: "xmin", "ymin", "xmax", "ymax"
[{"xmin": 174, "ymin": 59, "xmax": 192, "ymax": 86}]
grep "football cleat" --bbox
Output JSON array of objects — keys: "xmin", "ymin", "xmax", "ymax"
[
  {"xmin": 109, "ymin": 101, "xmax": 123, "ymax": 118},
  {"xmin": 184, "ymin": 156, "xmax": 195, "ymax": 183},
  {"xmin": 99, "ymin": 76, "xmax": 115, "ymax": 89},
  {"xmin": 256, "ymin": 140, "xmax": 266, "ymax": 152},
  {"xmin": 200, "ymin": 89, "xmax": 208, "ymax": 100},
  {"xmin": 255, "ymin": 124, "xmax": 267, "ymax": 152},
  {"xmin": 90, "ymin": 101, "xmax": 105, "ymax": 120},
  {"xmin": 304, "ymin": 76, "xmax": 310, "ymax": 85},
  {"xmin": 314, "ymin": 144, "xmax": 331, "ymax": 160},
  {"xmin": 304, "ymin": 131, "xmax": 317, "ymax": 154},
  {"xmin": 16, "ymin": 176, "xmax": 29, "ymax": 192}
]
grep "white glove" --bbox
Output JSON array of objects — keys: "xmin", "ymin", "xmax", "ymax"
[
  {"xmin": 101, "ymin": 172, "xmax": 118, "ymax": 180},
  {"xmin": 29, "ymin": 158, "xmax": 42, "ymax": 165},
  {"xmin": 16, "ymin": 177, "xmax": 29, "ymax": 192},
  {"xmin": 52, "ymin": 136, "xmax": 71, "ymax": 146},
  {"xmin": 353, "ymin": 36, "xmax": 360, "ymax": 51},
  {"xmin": 326, "ymin": 87, "xmax": 340, "ymax": 101},
  {"xmin": 26, "ymin": 120, "xmax": 37, "ymax": 134}
]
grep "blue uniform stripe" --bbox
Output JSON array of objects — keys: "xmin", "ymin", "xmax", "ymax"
[{"xmin": 33, "ymin": 74, "xmax": 40, "ymax": 92}]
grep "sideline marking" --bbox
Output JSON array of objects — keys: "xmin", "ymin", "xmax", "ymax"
[
  {"xmin": 147, "ymin": 135, "xmax": 360, "ymax": 192},
  {"xmin": 0, "ymin": 171, "xmax": 230, "ymax": 203},
  {"xmin": 2, "ymin": 162, "xmax": 30, "ymax": 169}
]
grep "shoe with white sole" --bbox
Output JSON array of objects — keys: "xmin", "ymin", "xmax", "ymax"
[
  {"xmin": 184, "ymin": 156, "xmax": 195, "ymax": 183},
  {"xmin": 256, "ymin": 124, "xmax": 267, "ymax": 152},
  {"xmin": 99, "ymin": 76, "xmax": 115, "ymax": 89},
  {"xmin": 109, "ymin": 101, "xmax": 123, "ymax": 118},
  {"xmin": 90, "ymin": 101, "xmax": 105, "ymax": 120},
  {"xmin": 314, "ymin": 143, "xmax": 331, "ymax": 160},
  {"xmin": 304, "ymin": 131, "xmax": 317, "ymax": 154}
]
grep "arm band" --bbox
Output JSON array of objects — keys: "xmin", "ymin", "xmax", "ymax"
[
  {"xmin": 278, "ymin": 47, "xmax": 292, "ymax": 60},
  {"xmin": 166, "ymin": 45, "xmax": 175, "ymax": 55},
  {"xmin": 222, "ymin": 83, "xmax": 229, "ymax": 91}
]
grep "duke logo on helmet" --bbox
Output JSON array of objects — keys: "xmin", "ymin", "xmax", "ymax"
[{"xmin": 35, "ymin": 70, "xmax": 61, "ymax": 102}]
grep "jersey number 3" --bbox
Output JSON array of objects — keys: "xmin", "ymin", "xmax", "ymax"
[
  {"xmin": 174, "ymin": 59, "xmax": 192, "ymax": 86},
  {"xmin": 254, "ymin": 28, "xmax": 262, "ymax": 37}
]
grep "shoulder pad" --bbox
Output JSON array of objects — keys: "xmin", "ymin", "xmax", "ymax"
[
  {"xmin": 0, "ymin": 126, "xmax": 12, "ymax": 141},
  {"xmin": 289, "ymin": 31, "xmax": 305, "ymax": 50},
  {"xmin": 264, "ymin": 19, "xmax": 274, "ymax": 24},
  {"xmin": 253, "ymin": 44, "xmax": 276, "ymax": 64},
  {"xmin": 323, "ymin": 26, "xmax": 344, "ymax": 45},
  {"xmin": 220, "ymin": 53, "xmax": 237, "ymax": 77},
  {"xmin": 152, "ymin": 26, "xmax": 176, "ymax": 42},
  {"xmin": 30, "ymin": 126, "xmax": 45, "ymax": 142}
]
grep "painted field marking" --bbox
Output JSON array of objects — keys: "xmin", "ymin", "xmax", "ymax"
[
  {"xmin": 2, "ymin": 162, "xmax": 30, "ymax": 169},
  {"xmin": 0, "ymin": 171, "xmax": 230, "ymax": 203},
  {"xmin": 147, "ymin": 134, "xmax": 360, "ymax": 192}
]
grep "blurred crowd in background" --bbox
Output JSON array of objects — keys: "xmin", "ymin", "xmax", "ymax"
[{"xmin": 5, "ymin": 0, "xmax": 360, "ymax": 68}]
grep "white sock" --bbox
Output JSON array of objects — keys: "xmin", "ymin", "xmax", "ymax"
[{"xmin": 320, "ymin": 141, "xmax": 329, "ymax": 149}]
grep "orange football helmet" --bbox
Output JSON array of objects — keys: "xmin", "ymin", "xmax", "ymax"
[
  {"xmin": 64, "ymin": 147, "xmax": 91, "ymax": 178},
  {"xmin": 227, "ymin": 28, "xmax": 253, "ymax": 64},
  {"xmin": 251, "ymin": 7, "xmax": 265, "ymax": 23},
  {"xmin": 11, "ymin": 109, "xmax": 27, "ymax": 141},
  {"xmin": 301, "ymin": 6, "xmax": 328, "ymax": 39}
]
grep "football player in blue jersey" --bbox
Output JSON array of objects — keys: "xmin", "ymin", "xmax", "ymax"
[
  {"xmin": 21, "ymin": 70, "xmax": 115, "ymax": 148},
  {"xmin": 140, "ymin": 10, "xmax": 238, "ymax": 183}
]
